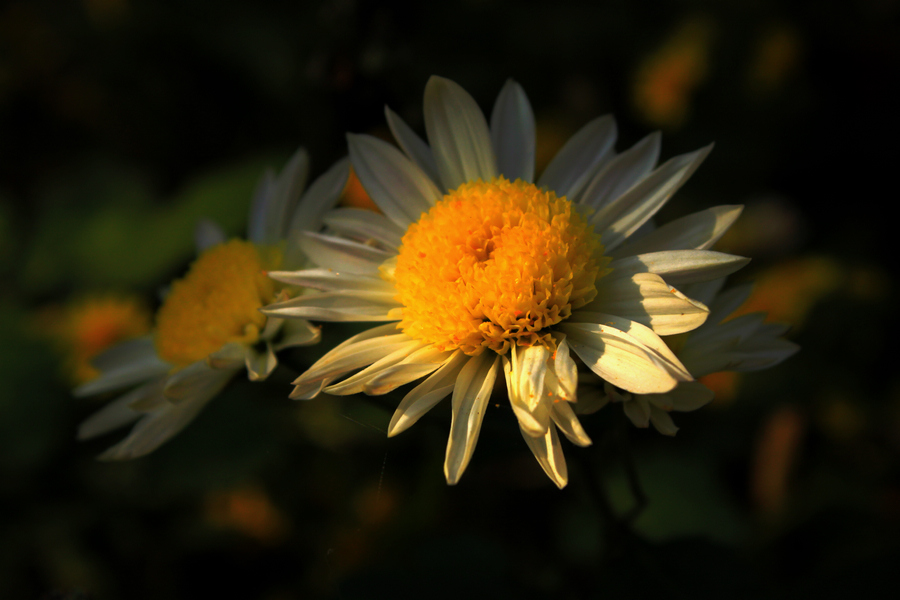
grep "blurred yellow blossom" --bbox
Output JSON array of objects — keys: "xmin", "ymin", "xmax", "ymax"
[{"xmin": 632, "ymin": 18, "xmax": 713, "ymax": 129}]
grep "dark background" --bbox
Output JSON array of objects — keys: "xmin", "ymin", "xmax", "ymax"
[{"xmin": 1, "ymin": 0, "xmax": 897, "ymax": 598}]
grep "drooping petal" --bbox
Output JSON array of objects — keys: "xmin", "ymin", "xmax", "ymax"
[
  {"xmin": 77, "ymin": 378, "xmax": 166, "ymax": 440},
  {"xmin": 388, "ymin": 350, "xmax": 468, "ymax": 436},
  {"xmin": 551, "ymin": 401, "xmax": 592, "ymax": 447},
  {"xmin": 591, "ymin": 144, "xmax": 713, "ymax": 250},
  {"xmin": 323, "ymin": 339, "xmax": 430, "ymax": 395},
  {"xmin": 363, "ymin": 344, "xmax": 455, "ymax": 395},
  {"xmin": 577, "ymin": 131, "xmax": 660, "ymax": 210},
  {"xmin": 613, "ymin": 205, "xmax": 744, "ymax": 257},
  {"xmin": 538, "ymin": 115, "xmax": 617, "ymax": 199},
  {"xmin": 245, "ymin": 342, "xmax": 277, "ymax": 381},
  {"xmin": 649, "ymin": 405, "xmax": 679, "ymax": 436},
  {"xmin": 348, "ymin": 133, "xmax": 441, "ymax": 228},
  {"xmin": 520, "ymin": 425, "xmax": 568, "ymax": 489},
  {"xmin": 490, "ymin": 79, "xmax": 535, "ymax": 183},
  {"xmin": 622, "ymin": 395, "xmax": 652, "ymax": 428},
  {"xmin": 74, "ymin": 337, "xmax": 171, "ymax": 397},
  {"xmin": 503, "ymin": 345, "xmax": 552, "ymax": 437},
  {"xmin": 424, "ymin": 76, "xmax": 497, "ymax": 190},
  {"xmin": 164, "ymin": 359, "xmax": 237, "ymax": 402},
  {"xmin": 385, "ymin": 106, "xmax": 441, "ymax": 184},
  {"xmin": 444, "ymin": 352, "xmax": 500, "ymax": 485},
  {"xmin": 272, "ymin": 319, "xmax": 322, "ymax": 351}
]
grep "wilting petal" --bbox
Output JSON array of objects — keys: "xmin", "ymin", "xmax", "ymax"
[
  {"xmin": 520, "ymin": 425, "xmax": 568, "ymax": 489},
  {"xmin": 444, "ymin": 353, "xmax": 500, "ymax": 485}
]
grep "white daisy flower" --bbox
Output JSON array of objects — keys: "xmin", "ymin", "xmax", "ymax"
[
  {"xmin": 75, "ymin": 149, "xmax": 349, "ymax": 460},
  {"xmin": 580, "ymin": 277, "xmax": 800, "ymax": 435},
  {"xmin": 264, "ymin": 77, "xmax": 750, "ymax": 488}
]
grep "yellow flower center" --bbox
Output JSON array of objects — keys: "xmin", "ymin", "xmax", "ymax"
[
  {"xmin": 155, "ymin": 239, "xmax": 279, "ymax": 368},
  {"xmin": 390, "ymin": 177, "xmax": 608, "ymax": 355}
]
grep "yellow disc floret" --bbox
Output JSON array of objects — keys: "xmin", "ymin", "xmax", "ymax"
[
  {"xmin": 156, "ymin": 239, "xmax": 278, "ymax": 368},
  {"xmin": 391, "ymin": 177, "xmax": 609, "ymax": 355}
]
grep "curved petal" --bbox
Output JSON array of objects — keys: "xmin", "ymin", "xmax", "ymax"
[
  {"xmin": 649, "ymin": 405, "xmax": 679, "ymax": 436},
  {"xmin": 538, "ymin": 115, "xmax": 617, "ymax": 198},
  {"xmin": 261, "ymin": 289, "xmax": 401, "ymax": 322},
  {"xmin": 388, "ymin": 350, "xmax": 468, "ymax": 436},
  {"xmin": 78, "ymin": 378, "xmax": 166, "ymax": 440},
  {"xmin": 551, "ymin": 401, "xmax": 592, "ymax": 447},
  {"xmin": 444, "ymin": 352, "xmax": 500, "ymax": 485},
  {"xmin": 273, "ymin": 318, "xmax": 322, "ymax": 351},
  {"xmin": 323, "ymin": 339, "xmax": 430, "ymax": 395},
  {"xmin": 607, "ymin": 250, "xmax": 750, "ymax": 287},
  {"xmin": 298, "ymin": 231, "xmax": 392, "ymax": 275},
  {"xmin": 424, "ymin": 76, "xmax": 497, "ymax": 190},
  {"xmin": 613, "ymin": 205, "xmax": 744, "ymax": 257},
  {"xmin": 249, "ymin": 147, "xmax": 310, "ymax": 245},
  {"xmin": 348, "ymin": 133, "xmax": 441, "ymax": 228},
  {"xmin": 490, "ymin": 79, "xmax": 535, "ymax": 183},
  {"xmin": 503, "ymin": 344, "xmax": 552, "ymax": 437},
  {"xmin": 520, "ymin": 425, "xmax": 568, "ymax": 489},
  {"xmin": 245, "ymin": 343, "xmax": 277, "ymax": 381},
  {"xmin": 322, "ymin": 207, "xmax": 406, "ymax": 250},
  {"xmin": 283, "ymin": 157, "xmax": 350, "ymax": 268},
  {"xmin": 363, "ymin": 345, "xmax": 454, "ymax": 395},
  {"xmin": 75, "ymin": 337, "xmax": 171, "ymax": 398},
  {"xmin": 385, "ymin": 106, "xmax": 441, "ymax": 184}
]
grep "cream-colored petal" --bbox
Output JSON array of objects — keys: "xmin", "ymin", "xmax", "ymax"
[
  {"xmin": 622, "ymin": 395, "xmax": 651, "ymax": 428},
  {"xmin": 577, "ymin": 131, "xmax": 660, "ymax": 210},
  {"xmin": 347, "ymin": 133, "xmax": 441, "ymax": 228},
  {"xmin": 385, "ymin": 105, "xmax": 441, "ymax": 185},
  {"xmin": 591, "ymin": 144, "xmax": 713, "ymax": 250},
  {"xmin": 706, "ymin": 283, "xmax": 754, "ymax": 325},
  {"xmin": 298, "ymin": 231, "xmax": 392, "ymax": 275},
  {"xmin": 249, "ymin": 147, "xmax": 310, "ymax": 246},
  {"xmin": 444, "ymin": 353, "xmax": 500, "ymax": 485},
  {"xmin": 538, "ymin": 115, "xmax": 617, "ymax": 199},
  {"xmin": 388, "ymin": 350, "xmax": 468, "ymax": 437},
  {"xmin": 614, "ymin": 205, "xmax": 744, "ymax": 257},
  {"xmin": 607, "ymin": 251, "xmax": 750, "ymax": 287},
  {"xmin": 323, "ymin": 339, "xmax": 430, "ymax": 395},
  {"xmin": 553, "ymin": 336, "xmax": 578, "ymax": 402},
  {"xmin": 164, "ymin": 360, "xmax": 235, "ymax": 402},
  {"xmin": 551, "ymin": 401, "xmax": 592, "ymax": 447},
  {"xmin": 97, "ymin": 367, "xmax": 237, "ymax": 460},
  {"xmin": 364, "ymin": 345, "xmax": 454, "ymax": 396},
  {"xmin": 322, "ymin": 207, "xmax": 405, "ymax": 250},
  {"xmin": 288, "ymin": 325, "xmax": 406, "ymax": 399},
  {"xmin": 588, "ymin": 272, "xmax": 709, "ymax": 335},
  {"xmin": 520, "ymin": 425, "xmax": 568, "ymax": 489},
  {"xmin": 503, "ymin": 346, "xmax": 552, "ymax": 437},
  {"xmin": 261, "ymin": 290, "xmax": 401, "ymax": 322},
  {"xmin": 424, "ymin": 76, "xmax": 497, "ymax": 190},
  {"xmin": 268, "ymin": 268, "xmax": 395, "ymax": 294},
  {"xmin": 560, "ymin": 323, "xmax": 680, "ymax": 394},
  {"xmin": 648, "ymin": 381, "xmax": 715, "ymax": 412},
  {"xmin": 245, "ymin": 343, "xmax": 277, "ymax": 382},
  {"xmin": 490, "ymin": 79, "xmax": 535, "ymax": 183},
  {"xmin": 77, "ymin": 378, "xmax": 165, "ymax": 440}
]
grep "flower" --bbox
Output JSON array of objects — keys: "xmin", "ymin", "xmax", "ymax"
[
  {"xmin": 264, "ymin": 77, "xmax": 750, "ymax": 488},
  {"xmin": 75, "ymin": 149, "xmax": 349, "ymax": 459},
  {"xmin": 580, "ymin": 277, "xmax": 800, "ymax": 435}
]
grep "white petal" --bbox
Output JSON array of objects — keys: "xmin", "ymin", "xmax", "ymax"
[
  {"xmin": 424, "ymin": 76, "xmax": 497, "ymax": 190},
  {"xmin": 490, "ymin": 79, "xmax": 535, "ymax": 183},
  {"xmin": 551, "ymin": 401, "xmax": 592, "ymax": 447},
  {"xmin": 577, "ymin": 131, "xmax": 660, "ymax": 210},
  {"xmin": 607, "ymin": 250, "xmax": 750, "ymax": 287},
  {"xmin": 520, "ymin": 425, "xmax": 568, "ymax": 489},
  {"xmin": 250, "ymin": 147, "xmax": 310, "ymax": 245},
  {"xmin": 77, "ymin": 378, "xmax": 165, "ymax": 440},
  {"xmin": 75, "ymin": 337, "xmax": 171, "ymax": 397},
  {"xmin": 503, "ymin": 345, "xmax": 552, "ymax": 437},
  {"xmin": 538, "ymin": 115, "xmax": 617, "ymax": 198},
  {"xmin": 649, "ymin": 405, "xmax": 679, "ymax": 436},
  {"xmin": 97, "ymin": 368, "xmax": 237, "ymax": 460},
  {"xmin": 164, "ymin": 360, "xmax": 236, "ymax": 402},
  {"xmin": 323, "ymin": 339, "xmax": 430, "ymax": 395},
  {"xmin": 347, "ymin": 133, "xmax": 441, "ymax": 228},
  {"xmin": 553, "ymin": 336, "xmax": 578, "ymax": 402},
  {"xmin": 613, "ymin": 205, "xmax": 744, "ymax": 257},
  {"xmin": 298, "ymin": 231, "xmax": 392, "ymax": 275},
  {"xmin": 288, "ymin": 325, "xmax": 406, "ymax": 399},
  {"xmin": 560, "ymin": 323, "xmax": 680, "ymax": 394},
  {"xmin": 385, "ymin": 105, "xmax": 441, "ymax": 184},
  {"xmin": 444, "ymin": 353, "xmax": 500, "ymax": 485},
  {"xmin": 283, "ymin": 157, "xmax": 350, "ymax": 268},
  {"xmin": 261, "ymin": 289, "xmax": 401, "ymax": 322},
  {"xmin": 622, "ymin": 396, "xmax": 651, "ymax": 428},
  {"xmin": 245, "ymin": 343, "xmax": 277, "ymax": 381},
  {"xmin": 588, "ymin": 272, "xmax": 709, "ymax": 335},
  {"xmin": 363, "ymin": 345, "xmax": 455, "ymax": 395},
  {"xmin": 648, "ymin": 381, "xmax": 715, "ymax": 412},
  {"xmin": 322, "ymin": 207, "xmax": 405, "ymax": 249},
  {"xmin": 388, "ymin": 350, "xmax": 468, "ymax": 436},
  {"xmin": 591, "ymin": 144, "xmax": 713, "ymax": 250},
  {"xmin": 679, "ymin": 277, "xmax": 726, "ymax": 308},
  {"xmin": 272, "ymin": 318, "xmax": 322, "ymax": 351},
  {"xmin": 707, "ymin": 283, "xmax": 753, "ymax": 325},
  {"xmin": 194, "ymin": 219, "xmax": 226, "ymax": 253},
  {"xmin": 268, "ymin": 267, "xmax": 395, "ymax": 294}
]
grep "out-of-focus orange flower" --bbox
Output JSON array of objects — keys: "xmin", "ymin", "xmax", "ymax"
[
  {"xmin": 699, "ymin": 371, "xmax": 740, "ymax": 404},
  {"xmin": 632, "ymin": 18, "xmax": 713, "ymax": 129},
  {"xmin": 747, "ymin": 25, "xmax": 801, "ymax": 96},
  {"xmin": 36, "ymin": 294, "xmax": 152, "ymax": 385},
  {"xmin": 732, "ymin": 256, "xmax": 842, "ymax": 329},
  {"xmin": 751, "ymin": 405, "xmax": 806, "ymax": 516},
  {"xmin": 204, "ymin": 485, "xmax": 289, "ymax": 544}
]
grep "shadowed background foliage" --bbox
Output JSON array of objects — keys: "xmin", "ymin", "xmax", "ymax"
[{"xmin": 1, "ymin": 0, "xmax": 897, "ymax": 598}]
